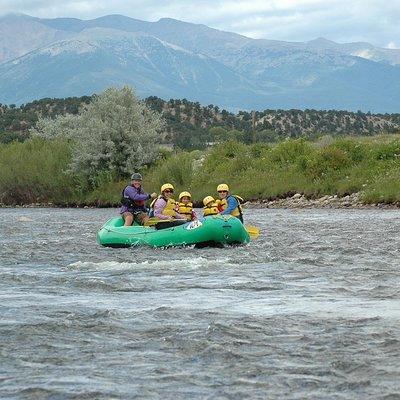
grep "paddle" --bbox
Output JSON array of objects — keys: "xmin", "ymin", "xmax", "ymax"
[
  {"xmin": 245, "ymin": 224, "xmax": 260, "ymax": 238},
  {"xmin": 143, "ymin": 217, "xmax": 163, "ymax": 227},
  {"xmin": 143, "ymin": 217, "xmax": 188, "ymax": 230},
  {"xmin": 144, "ymin": 217, "xmax": 186, "ymax": 225},
  {"xmin": 155, "ymin": 219, "xmax": 188, "ymax": 230}
]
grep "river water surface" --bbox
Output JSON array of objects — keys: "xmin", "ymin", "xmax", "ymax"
[{"xmin": 1, "ymin": 208, "xmax": 400, "ymax": 399}]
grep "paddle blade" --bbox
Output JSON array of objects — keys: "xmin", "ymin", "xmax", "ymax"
[
  {"xmin": 143, "ymin": 217, "xmax": 159, "ymax": 227},
  {"xmin": 245, "ymin": 225, "xmax": 260, "ymax": 238}
]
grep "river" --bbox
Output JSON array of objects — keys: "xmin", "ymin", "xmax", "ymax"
[{"xmin": 1, "ymin": 208, "xmax": 399, "ymax": 399}]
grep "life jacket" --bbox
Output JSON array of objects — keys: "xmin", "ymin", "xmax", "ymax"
[
  {"xmin": 216, "ymin": 199, "xmax": 223, "ymax": 212},
  {"xmin": 219, "ymin": 195, "xmax": 244, "ymax": 220},
  {"xmin": 178, "ymin": 202, "xmax": 193, "ymax": 220},
  {"xmin": 149, "ymin": 196, "xmax": 178, "ymax": 217},
  {"xmin": 121, "ymin": 186, "xmax": 145, "ymax": 209},
  {"xmin": 203, "ymin": 202, "xmax": 220, "ymax": 216}
]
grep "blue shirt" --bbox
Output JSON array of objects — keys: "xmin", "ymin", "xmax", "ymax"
[{"xmin": 220, "ymin": 195, "xmax": 239, "ymax": 215}]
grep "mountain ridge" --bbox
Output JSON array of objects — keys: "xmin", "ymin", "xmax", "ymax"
[{"xmin": 0, "ymin": 13, "xmax": 399, "ymax": 112}]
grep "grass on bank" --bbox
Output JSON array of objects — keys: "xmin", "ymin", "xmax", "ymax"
[
  {"xmin": 1, "ymin": 135, "xmax": 400, "ymax": 206},
  {"xmin": 0, "ymin": 138, "xmax": 77, "ymax": 205}
]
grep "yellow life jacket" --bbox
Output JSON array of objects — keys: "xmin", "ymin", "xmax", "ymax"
[
  {"xmin": 219, "ymin": 195, "xmax": 244, "ymax": 218},
  {"xmin": 178, "ymin": 202, "xmax": 193, "ymax": 219},
  {"xmin": 150, "ymin": 196, "xmax": 177, "ymax": 217},
  {"xmin": 203, "ymin": 202, "xmax": 220, "ymax": 216}
]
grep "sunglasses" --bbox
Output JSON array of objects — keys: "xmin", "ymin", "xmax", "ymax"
[
  {"xmin": 218, "ymin": 190, "xmax": 228, "ymax": 193},
  {"xmin": 164, "ymin": 190, "xmax": 173, "ymax": 193}
]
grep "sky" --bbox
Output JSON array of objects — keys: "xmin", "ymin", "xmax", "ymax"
[{"xmin": 1, "ymin": 0, "xmax": 399, "ymax": 48}]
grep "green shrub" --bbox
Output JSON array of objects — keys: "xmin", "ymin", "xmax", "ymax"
[
  {"xmin": 269, "ymin": 139, "xmax": 313, "ymax": 166},
  {"xmin": 0, "ymin": 138, "xmax": 75, "ymax": 204},
  {"xmin": 145, "ymin": 151, "xmax": 197, "ymax": 194},
  {"xmin": 370, "ymin": 140, "xmax": 400, "ymax": 160}
]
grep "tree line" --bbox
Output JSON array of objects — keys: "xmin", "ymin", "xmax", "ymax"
[{"xmin": 1, "ymin": 94, "xmax": 400, "ymax": 148}]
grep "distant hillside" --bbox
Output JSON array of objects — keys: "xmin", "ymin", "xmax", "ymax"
[
  {"xmin": 1, "ymin": 14, "xmax": 400, "ymax": 111},
  {"xmin": 147, "ymin": 97, "xmax": 400, "ymax": 135},
  {"xmin": 1, "ymin": 95, "xmax": 399, "ymax": 148},
  {"xmin": 0, "ymin": 96, "xmax": 92, "ymax": 142}
]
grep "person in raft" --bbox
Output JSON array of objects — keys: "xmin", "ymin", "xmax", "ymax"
[
  {"xmin": 177, "ymin": 191, "xmax": 197, "ymax": 221},
  {"xmin": 202, "ymin": 196, "xmax": 220, "ymax": 217},
  {"xmin": 217, "ymin": 183, "xmax": 244, "ymax": 223},
  {"xmin": 120, "ymin": 173, "xmax": 157, "ymax": 226},
  {"xmin": 149, "ymin": 183, "xmax": 186, "ymax": 220}
]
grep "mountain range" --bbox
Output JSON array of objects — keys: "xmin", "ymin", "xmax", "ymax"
[{"xmin": 0, "ymin": 13, "xmax": 399, "ymax": 112}]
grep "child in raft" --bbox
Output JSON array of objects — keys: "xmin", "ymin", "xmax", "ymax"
[
  {"xmin": 202, "ymin": 196, "xmax": 220, "ymax": 217},
  {"xmin": 177, "ymin": 191, "xmax": 197, "ymax": 221}
]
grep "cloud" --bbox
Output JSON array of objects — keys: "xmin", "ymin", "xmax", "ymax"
[{"xmin": 0, "ymin": 0, "xmax": 399, "ymax": 48}]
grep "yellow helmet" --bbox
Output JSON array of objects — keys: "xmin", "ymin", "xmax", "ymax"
[
  {"xmin": 203, "ymin": 196, "xmax": 215, "ymax": 206},
  {"xmin": 217, "ymin": 183, "xmax": 229, "ymax": 192},
  {"xmin": 179, "ymin": 191, "xmax": 191, "ymax": 200},
  {"xmin": 161, "ymin": 183, "xmax": 174, "ymax": 193}
]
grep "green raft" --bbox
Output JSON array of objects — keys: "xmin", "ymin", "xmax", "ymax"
[{"xmin": 97, "ymin": 215, "xmax": 250, "ymax": 248}]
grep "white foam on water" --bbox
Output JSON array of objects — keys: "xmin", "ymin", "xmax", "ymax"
[
  {"xmin": 67, "ymin": 256, "xmax": 232, "ymax": 271},
  {"xmin": 230, "ymin": 296, "xmax": 400, "ymax": 320},
  {"xmin": 17, "ymin": 216, "xmax": 34, "ymax": 222}
]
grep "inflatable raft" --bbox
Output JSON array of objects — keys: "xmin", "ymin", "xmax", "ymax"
[{"xmin": 97, "ymin": 215, "xmax": 250, "ymax": 248}]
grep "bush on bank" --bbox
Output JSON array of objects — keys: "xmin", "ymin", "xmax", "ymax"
[
  {"xmin": 0, "ymin": 138, "xmax": 77, "ymax": 205},
  {"xmin": 31, "ymin": 86, "xmax": 165, "ymax": 184},
  {"xmin": 1, "ymin": 135, "xmax": 400, "ymax": 206}
]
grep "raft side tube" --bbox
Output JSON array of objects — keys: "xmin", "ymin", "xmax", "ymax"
[{"xmin": 97, "ymin": 215, "xmax": 250, "ymax": 248}]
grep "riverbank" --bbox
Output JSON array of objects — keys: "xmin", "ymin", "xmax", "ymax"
[
  {"xmin": 1, "ymin": 136, "xmax": 400, "ymax": 207},
  {"xmin": 2, "ymin": 192, "xmax": 400, "ymax": 209},
  {"xmin": 247, "ymin": 192, "xmax": 400, "ymax": 209}
]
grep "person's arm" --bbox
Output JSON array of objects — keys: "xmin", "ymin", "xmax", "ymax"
[
  {"xmin": 220, "ymin": 196, "xmax": 238, "ymax": 215},
  {"xmin": 153, "ymin": 198, "xmax": 171, "ymax": 220},
  {"xmin": 125, "ymin": 186, "xmax": 149, "ymax": 201}
]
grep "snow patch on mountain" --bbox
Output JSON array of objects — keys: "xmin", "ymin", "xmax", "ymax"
[
  {"xmin": 158, "ymin": 40, "xmax": 192, "ymax": 54},
  {"xmin": 296, "ymin": 74, "xmax": 317, "ymax": 87},
  {"xmin": 351, "ymin": 49, "xmax": 374, "ymax": 60}
]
